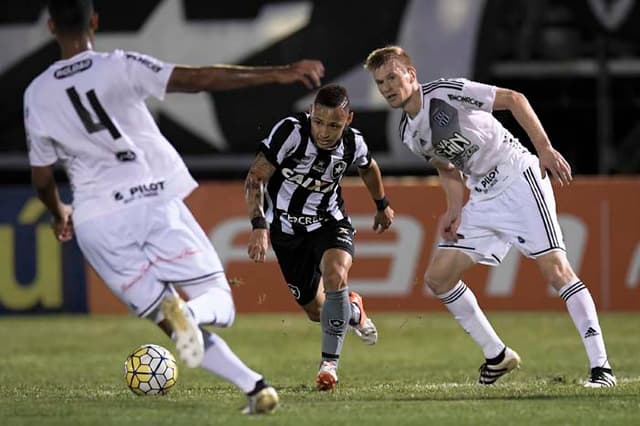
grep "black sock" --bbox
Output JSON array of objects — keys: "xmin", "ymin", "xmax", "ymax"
[
  {"xmin": 247, "ymin": 378, "xmax": 268, "ymax": 396},
  {"xmin": 486, "ymin": 347, "xmax": 506, "ymax": 365}
]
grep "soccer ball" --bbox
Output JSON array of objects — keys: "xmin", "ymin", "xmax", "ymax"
[{"xmin": 124, "ymin": 344, "xmax": 179, "ymax": 395}]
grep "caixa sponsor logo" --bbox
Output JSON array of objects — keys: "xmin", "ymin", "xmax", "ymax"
[{"xmin": 113, "ymin": 180, "xmax": 165, "ymax": 203}]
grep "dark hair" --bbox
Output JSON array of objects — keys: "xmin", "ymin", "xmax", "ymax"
[
  {"xmin": 314, "ymin": 84, "xmax": 350, "ymax": 111},
  {"xmin": 48, "ymin": 0, "xmax": 94, "ymax": 34},
  {"xmin": 364, "ymin": 45, "xmax": 414, "ymax": 71}
]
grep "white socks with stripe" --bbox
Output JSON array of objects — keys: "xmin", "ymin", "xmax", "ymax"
[
  {"xmin": 186, "ymin": 287, "xmax": 236, "ymax": 328},
  {"xmin": 438, "ymin": 281, "xmax": 505, "ymax": 359},
  {"xmin": 559, "ymin": 280, "xmax": 610, "ymax": 369},
  {"xmin": 200, "ymin": 330, "xmax": 262, "ymax": 393}
]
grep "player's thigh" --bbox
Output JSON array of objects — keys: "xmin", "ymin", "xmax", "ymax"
[
  {"xmin": 270, "ymin": 230, "xmax": 321, "ymax": 307},
  {"xmin": 504, "ymin": 166, "xmax": 566, "ymax": 257},
  {"xmin": 75, "ymin": 211, "xmax": 168, "ymax": 317},
  {"xmin": 314, "ymin": 219, "xmax": 355, "ymax": 290},
  {"xmin": 144, "ymin": 199, "xmax": 226, "ymax": 288},
  {"xmin": 439, "ymin": 205, "xmax": 512, "ymax": 266}
]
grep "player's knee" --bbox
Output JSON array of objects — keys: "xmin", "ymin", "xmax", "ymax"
[
  {"xmin": 219, "ymin": 304, "xmax": 236, "ymax": 328},
  {"xmin": 540, "ymin": 258, "xmax": 577, "ymax": 290},
  {"xmin": 323, "ymin": 269, "xmax": 348, "ymax": 291},
  {"xmin": 424, "ymin": 269, "xmax": 456, "ymax": 296},
  {"xmin": 217, "ymin": 293, "xmax": 236, "ymax": 328},
  {"xmin": 204, "ymin": 287, "xmax": 236, "ymax": 328}
]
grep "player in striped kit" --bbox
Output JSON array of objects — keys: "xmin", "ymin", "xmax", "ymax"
[
  {"xmin": 364, "ymin": 46, "xmax": 615, "ymax": 387},
  {"xmin": 25, "ymin": 0, "xmax": 325, "ymax": 414},
  {"xmin": 244, "ymin": 84, "xmax": 394, "ymax": 391}
]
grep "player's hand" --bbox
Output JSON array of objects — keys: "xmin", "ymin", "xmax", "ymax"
[
  {"xmin": 279, "ymin": 60, "xmax": 325, "ymax": 89},
  {"xmin": 52, "ymin": 203, "xmax": 74, "ymax": 242},
  {"xmin": 537, "ymin": 146, "xmax": 572, "ymax": 186},
  {"xmin": 373, "ymin": 206, "xmax": 394, "ymax": 234},
  {"xmin": 247, "ymin": 229, "xmax": 270, "ymax": 263},
  {"xmin": 438, "ymin": 210, "xmax": 461, "ymax": 242}
]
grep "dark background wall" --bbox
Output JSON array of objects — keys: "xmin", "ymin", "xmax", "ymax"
[{"xmin": 1, "ymin": 0, "xmax": 639, "ymax": 184}]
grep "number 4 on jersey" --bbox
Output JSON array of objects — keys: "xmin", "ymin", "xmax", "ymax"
[{"xmin": 66, "ymin": 87, "xmax": 121, "ymax": 139}]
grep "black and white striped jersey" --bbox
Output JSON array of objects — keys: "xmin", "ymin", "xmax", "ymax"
[
  {"xmin": 259, "ymin": 112, "xmax": 372, "ymax": 235},
  {"xmin": 399, "ymin": 78, "xmax": 535, "ymax": 199}
]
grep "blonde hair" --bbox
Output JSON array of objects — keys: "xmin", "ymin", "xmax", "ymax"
[{"xmin": 364, "ymin": 46, "xmax": 414, "ymax": 71}]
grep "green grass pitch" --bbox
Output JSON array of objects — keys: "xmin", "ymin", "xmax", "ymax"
[{"xmin": 1, "ymin": 312, "xmax": 638, "ymax": 425}]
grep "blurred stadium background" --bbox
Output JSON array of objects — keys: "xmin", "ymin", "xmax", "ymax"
[{"xmin": 1, "ymin": 0, "xmax": 638, "ymax": 315}]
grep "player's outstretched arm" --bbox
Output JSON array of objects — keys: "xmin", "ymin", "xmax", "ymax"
[
  {"xmin": 357, "ymin": 159, "xmax": 394, "ymax": 234},
  {"xmin": 167, "ymin": 60, "xmax": 325, "ymax": 93},
  {"xmin": 244, "ymin": 152, "xmax": 277, "ymax": 263},
  {"xmin": 493, "ymin": 88, "xmax": 572, "ymax": 186},
  {"xmin": 31, "ymin": 165, "xmax": 74, "ymax": 242}
]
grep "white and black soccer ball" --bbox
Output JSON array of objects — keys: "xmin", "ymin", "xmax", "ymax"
[{"xmin": 124, "ymin": 344, "xmax": 178, "ymax": 395}]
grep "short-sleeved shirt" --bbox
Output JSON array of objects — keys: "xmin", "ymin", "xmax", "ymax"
[
  {"xmin": 259, "ymin": 112, "xmax": 372, "ymax": 235},
  {"xmin": 24, "ymin": 49, "xmax": 197, "ymax": 224},
  {"xmin": 399, "ymin": 78, "xmax": 536, "ymax": 199}
]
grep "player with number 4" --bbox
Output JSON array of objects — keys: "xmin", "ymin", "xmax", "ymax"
[{"xmin": 24, "ymin": 0, "xmax": 324, "ymax": 415}]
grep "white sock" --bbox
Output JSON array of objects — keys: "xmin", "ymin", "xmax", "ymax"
[
  {"xmin": 438, "ymin": 281, "xmax": 505, "ymax": 359},
  {"xmin": 186, "ymin": 287, "xmax": 236, "ymax": 327},
  {"xmin": 200, "ymin": 330, "xmax": 262, "ymax": 393},
  {"xmin": 559, "ymin": 280, "xmax": 610, "ymax": 369}
]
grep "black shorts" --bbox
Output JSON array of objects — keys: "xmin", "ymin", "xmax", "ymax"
[{"xmin": 269, "ymin": 219, "xmax": 355, "ymax": 306}]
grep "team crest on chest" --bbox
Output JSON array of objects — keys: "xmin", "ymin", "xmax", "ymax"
[{"xmin": 331, "ymin": 160, "xmax": 348, "ymax": 178}]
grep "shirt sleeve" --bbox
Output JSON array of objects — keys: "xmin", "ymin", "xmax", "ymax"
[
  {"xmin": 259, "ymin": 117, "xmax": 301, "ymax": 166},
  {"xmin": 457, "ymin": 78, "xmax": 496, "ymax": 112},
  {"xmin": 121, "ymin": 50, "xmax": 175, "ymax": 101},
  {"xmin": 24, "ymin": 89, "xmax": 58, "ymax": 166},
  {"xmin": 353, "ymin": 130, "xmax": 372, "ymax": 168}
]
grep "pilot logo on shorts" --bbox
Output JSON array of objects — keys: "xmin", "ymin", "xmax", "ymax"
[{"xmin": 287, "ymin": 284, "xmax": 301, "ymax": 299}]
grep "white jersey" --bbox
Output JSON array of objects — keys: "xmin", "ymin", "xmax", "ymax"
[
  {"xmin": 399, "ymin": 78, "xmax": 537, "ymax": 199},
  {"xmin": 24, "ymin": 49, "xmax": 197, "ymax": 224}
]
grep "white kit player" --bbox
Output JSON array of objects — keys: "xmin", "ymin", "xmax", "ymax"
[
  {"xmin": 364, "ymin": 46, "xmax": 616, "ymax": 387},
  {"xmin": 25, "ymin": 0, "xmax": 325, "ymax": 414}
]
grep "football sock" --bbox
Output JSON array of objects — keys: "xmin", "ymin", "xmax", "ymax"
[
  {"xmin": 320, "ymin": 287, "xmax": 350, "ymax": 366},
  {"xmin": 559, "ymin": 280, "xmax": 610, "ymax": 369},
  {"xmin": 200, "ymin": 329, "xmax": 262, "ymax": 393},
  {"xmin": 349, "ymin": 302, "xmax": 361, "ymax": 326},
  {"xmin": 438, "ymin": 281, "xmax": 505, "ymax": 359},
  {"xmin": 247, "ymin": 379, "xmax": 269, "ymax": 396},
  {"xmin": 485, "ymin": 347, "xmax": 506, "ymax": 365},
  {"xmin": 186, "ymin": 286, "xmax": 235, "ymax": 328}
]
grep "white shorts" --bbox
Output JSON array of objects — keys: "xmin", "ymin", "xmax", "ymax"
[
  {"xmin": 439, "ymin": 165, "xmax": 566, "ymax": 266},
  {"xmin": 75, "ymin": 198, "xmax": 228, "ymax": 317}
]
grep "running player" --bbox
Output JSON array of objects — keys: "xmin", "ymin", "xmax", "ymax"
[
  {"xmin": 25, "ymin": 0, "xmax": 325, "ymax": 414},
  {"xmin": 364, "ymin": 45, "xmax": 615, "ymax": 387},
  {"xmin": 244, "ymin": 84, "xmax": 394, "ymax": 391}
]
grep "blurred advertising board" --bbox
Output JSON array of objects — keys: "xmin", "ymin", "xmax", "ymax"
[
  {"xmin": 85, "ymin": 177, "xmax": 640, "ymax": 314},
  {"xmin": 2, "ymin": 178, "xmax": 637, "ymax": 314}
]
